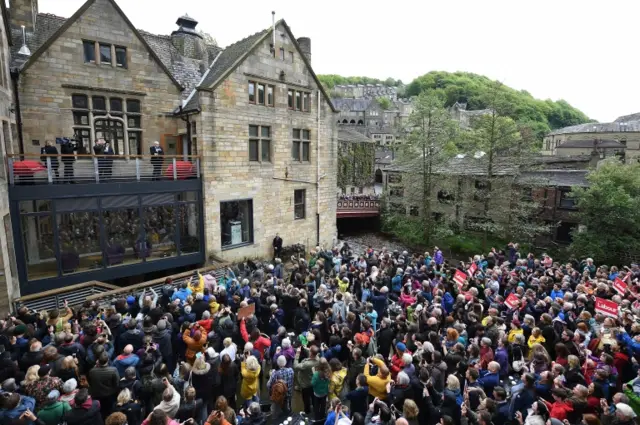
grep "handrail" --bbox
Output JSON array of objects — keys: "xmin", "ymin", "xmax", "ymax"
[
  {"xmin": 85, "ymin": 262, "xmax": 230, "ymax": 303},
  {"xmin": 8, "ymin": 153, "xmax": 202, "ymax": 159},
  {"xmin": 15, "ymin": 280, "xmax": 118, "ymax": 303}
]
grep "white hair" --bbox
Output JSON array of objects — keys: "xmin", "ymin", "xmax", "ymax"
[
  {"xmin": 616, "ymin": 403, "xmax": 636, "ymax": 419},
  {"xmin": 281, "ymin": 338, "xmax": 291, "ymax": 349},
  {"xmin": 244, "ymin": 342, "xmax": 254, "ymax": 351},
  {"xmin": 276, "ymin": 355, "xmax": 287, "ymax": 368},
  {"xmin": 202, "ymin": 310, "xmax": 210, "ymax": 319},
  {"xmin": 397, "ymin": 371, "xmax": 410, "ymax": 386},
  {"xmin": 196, "ymin": 293, "xmax": 204, "ymax": 300},
  {"xmin": 402, "ymin": 353, "xmax": 412, "ymax": 366}
]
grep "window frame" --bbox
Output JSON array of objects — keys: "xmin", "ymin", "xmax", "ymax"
[
  {"xmin": 287, "ymin": 89, "xmax": 311, "ymax": 112},
  {"xmin": 248, "ymin": 81, "xmax": 274, "ymax": 107},
  {"xmin": 248, "ymin": 81, "xmax": 256, "ymax": 104},
  {"xmin": 292, "ymin": 128, "xmax": 311, "ymax": 162},
  {"xmin": 83, "ymin": 40, "xmax": 96, "ymax": 63},
  {"xmin": 294, "ymin": 189, "xmax": 306, "ymax": 220},
  {"xmin": 99, "ymin": 43, "xmax": 112, "ymax": 66},
  {"xmin": 248, "ymin": 125, "xmax": 271, "ymax": 163},
  {"xmin": 279, "ymin": 47, "xmax": 285, "ymax": 61},
  {"xmin": 220, "ymin": 199, "xmax": 254, "ymax": 249},
  {"xmin": 114, "ymin": 45, "xmax": 127, "ymax": 68}
]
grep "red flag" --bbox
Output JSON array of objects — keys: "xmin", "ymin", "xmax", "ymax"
[
  {"xmin": 505, "ymin": 293, "xmax": 519, "ymax": 309},
  {"xmin": 453, "ymin": 270, "xmax": 467, "ymax": 289}
]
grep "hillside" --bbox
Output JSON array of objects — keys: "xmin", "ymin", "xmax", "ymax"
[{"xmin": 318, "ymin": 71, "xmax": 593, "ymax": 140}]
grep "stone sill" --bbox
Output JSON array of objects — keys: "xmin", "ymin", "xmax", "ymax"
[{"xmin": 221, "ymin": 241, "xmax": 255, "ymax": 251}]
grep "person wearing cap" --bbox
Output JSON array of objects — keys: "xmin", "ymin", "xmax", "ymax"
[
  {"xmin": 390, "ymin": 342, "xmax": 410, "ymax": 380},
  {"xmin": 37, "ymin": 389, "xmax": 71, "ymax": 425}
]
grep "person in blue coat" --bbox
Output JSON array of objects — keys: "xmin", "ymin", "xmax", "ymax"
[{"xmin": 477, "ymin": 361, "xmax": 500, "ymax": 396}]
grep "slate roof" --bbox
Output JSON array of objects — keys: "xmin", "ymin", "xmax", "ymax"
[
  {"xmin": 614, "ymin": 113, "xmax": 640, "ymax": 122},
  {"xmin": 332, "ymin": 98, "xmax": 372, "ymax": 112},
  {"xmin": 556, "ymin": 139, "xmax": 625, "ymax": 149},
  {"xmin": 386, "ymin": 155, "xmax": 520, "ymax": 176},
  {"xmin": 548, "ymin": 120, "xmax": 640, "ymax": 135},
  {"xmin": 516, "ymin": 170, "xmax": 589, "ymax": 187},
  {"xmin": 10, "ymin": 13, "xmax": 66, "ymax": 68},
  {"xmin": 338, "ymin": 128, "xmax": 374, "ymax": 144}
]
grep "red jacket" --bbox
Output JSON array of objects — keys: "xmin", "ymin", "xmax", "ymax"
[
  {"xmin": 240, "ymin": 319, "xmax": 271, "ymax": 360},
  {"xmin": 544, "ymin": 399, "xmax": 573, "ymax": 421},
  {"xmin": 390, "ymin": 350, "xmax": 411, "ymax": 379}
]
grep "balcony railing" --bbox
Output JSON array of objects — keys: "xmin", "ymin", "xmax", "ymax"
[
  {"xmin": 337, "ymin": 196, "xmax": 381, "ymax": 217},
  {"xmin": 7, "ymin": 153, "xmax": 201, "ymax": 185}
]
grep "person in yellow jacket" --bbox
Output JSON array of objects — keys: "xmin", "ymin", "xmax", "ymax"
[
  {"xmin": 508, "ymin": 319, "xmax": 524, "ymax": 344},
  {"xmin": 328, "ymin": 358, "xmax": 347, "ymax": 400},
  {"xmin": 187, "ymin": 273, "xmax": 205, "ymax": 295},
  {"xmin": 364, "ymin": 356, "xmax": 391, "ymax": 400},
  {"xmin": 338, "ymin": 277, "xmax": 349, "ymax": 293},
  {"xmin": 208, "ymin": 295, "xmax": 220, "ymax": 315},
  {"xmin": 528, "ymin": 327, "xmax": 546, "ymax": 348},
  {"xmin": 240, "ymin": 355, "xmax": 261, "ymax": 402}
]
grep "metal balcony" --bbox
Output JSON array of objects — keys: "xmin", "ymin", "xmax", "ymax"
[
  {"xmin": 337, "ymin": 196, "xmax": 381, "ymax": 218},
  {"xmin": 7, "ymin": 153, "xmax": 201, "ymax": 185}
]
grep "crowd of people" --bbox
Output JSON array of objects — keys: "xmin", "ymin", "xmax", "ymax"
[{"xmin": 1, "ymin": 242, "xmax": 640, "ymax": 425}]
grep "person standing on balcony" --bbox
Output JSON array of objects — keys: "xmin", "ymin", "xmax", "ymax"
[
  {"xmin": 60, "ymin": 139, "xmax": 75, "ymax": 184},
  {"xmin": 103, "ymin": 140, "xmax": 115, "ymax": 181},
  {"xmin": 150, "ymin": 141, "xmax": 164, "ymax": 181},
  {"xmin": 93, "ymin": 139, "xmax": 107, "ymax": 181},
  {"xmin": 41, "ymin": 140, "xmax": 59, "ymax": 181}
]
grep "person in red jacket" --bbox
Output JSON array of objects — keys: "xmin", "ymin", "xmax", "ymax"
[
  {"xmin": 543, "ymin": 388, "xmax": 574, "ymax": 421},
  {"xmin": 390, "ymin": 342, "xmax": 411, "ymax": 380},
  {"xmin": 240, "ymin": 317, "xmax": 271, "ymax": 361}
]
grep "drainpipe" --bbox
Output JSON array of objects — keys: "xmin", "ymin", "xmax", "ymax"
[
  {"xmin": 10, "ymin": 70, "xmax": 24, "ymax": 157},
  {"xmin": 178, "ymin": 106, "xmax": 192, "ymax": 156},
  {"xmin": 316, "ymin": 90, "xmax": 321, "ymax": 246}
]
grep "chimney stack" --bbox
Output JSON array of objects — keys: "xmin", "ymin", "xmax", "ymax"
[
  {"xmin": 297, "ymin": 37, "xmax": 311, "ymax": 64},
  {"xmin": 10, "ymin": 0, "xmax": 38, "ymax": 32},
  {"xmin": 171, "ymin": 14, "xmax": 208, "ymax": 62}
]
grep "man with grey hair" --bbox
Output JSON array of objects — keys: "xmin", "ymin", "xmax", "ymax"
[
  {"xmin": 267, "ymin": 355, "xmax": 293, "ymax": 414},
  {"xmin": 602, "ymin": 402, "xmax": 636, "ymax": 425},
  {"xmin": 150, "ymin": 141, "xmax": 164, "ymax": 180}
]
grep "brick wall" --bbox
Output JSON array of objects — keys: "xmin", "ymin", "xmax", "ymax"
[{"xmin": 199, "ymin": 23, "xmax": 338, "ymax": 261}]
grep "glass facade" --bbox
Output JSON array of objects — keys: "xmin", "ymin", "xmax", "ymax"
[
  {"xmin": 220, "ymin": 200, "xmax": 253, "ymax": 249},
  {"xmin": 17, "ymin": 192, "xmax": 201, "ymax": 282}
]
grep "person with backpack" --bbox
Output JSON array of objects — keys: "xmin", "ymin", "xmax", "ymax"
[{"xmin": 267, "ymin": 355, "xmax": 293, "ymax": 415}]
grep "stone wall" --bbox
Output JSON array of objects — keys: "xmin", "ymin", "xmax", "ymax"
[
  {"xmin": 16, "ymin": 0, "xmax": 183, "ymax": 156},
  {"xmin": 198, "ymin": 22, "xmax": 337, "ymax": 261},
  {"xmin": 0, "ymin": 8, "xmax": 18, "ymax": 312},
  {"xmin": 543, "ymin": 131, "xmax": 640, "ymax": 160}
]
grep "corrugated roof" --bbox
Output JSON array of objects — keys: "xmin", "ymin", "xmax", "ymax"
[{"xmin": 338, "ymin": 128, "xmax": 374, "ymax": 144}]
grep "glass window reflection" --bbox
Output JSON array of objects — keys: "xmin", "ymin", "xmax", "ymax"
[
  {"xmin": 21, "ymin": 214, "xmax": 57, "ymax": 280},
  {"xmin": 58, "ymin": 211, "xmax": 102, "ymax": 274},
  {"xmin": 142, "ymin": 206, "xmax": 177, "ymax": 260},
  {"xmin": 179, "ymin": 204, "xmax": 199, "ymax": 254},
  {"xmin": 103, "ymin": 208, "xmax": 141, "ymax": 267}
]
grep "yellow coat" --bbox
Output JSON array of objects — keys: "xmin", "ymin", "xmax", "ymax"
[
  {"xmin": 209, "ymin": 299, "xmax": 220, "ymax": 315},
  {"xmin": 528, "ymin": 334, "xmax": 546, "ymax": 348},
  {"xmin": 508, "ymin": 328, "xmax": 523, "ymax": 344},
  {"xmin": 240, "ymin": 362, "xmax": 261, "ymax": 400},
  {"xmin": 188, "ymin": 273, "xmax": 205, "ymax": 295},
  {"xmin": 329, "ymin": 367, "xmax": 347, "ymax": 400},
  {"xmin": 364, "ymin": 358, "xmax": 391, "ymax": 400}
]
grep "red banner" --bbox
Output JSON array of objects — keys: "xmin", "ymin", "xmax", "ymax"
[
  {"xmin": 505, "ymin": 293, "xmax": 519, "ymax": 309},
  {"xmin": 453, "ymin": 270, "xmax": 467, "ymax": 289},
  {"xmin": 468, "ymin": 262, "xmax": 478, "ymax": 277},
  {"xmin": 613, "ymin": 278, "xmax": 628, "ymax": 295},
  {"xmin": 595, "ymin": 297, "xmax": 619, "ymax": 318}
]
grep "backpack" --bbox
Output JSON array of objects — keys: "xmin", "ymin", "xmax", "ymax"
[{"xmin": 270, "ymin": 380, "xmax": 287, "ymax": 406}]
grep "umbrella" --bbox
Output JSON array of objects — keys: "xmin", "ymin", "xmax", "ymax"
[
  {"xmin": 164, "ymin": 161, "xmax": 195, "ymax": 180},
  {"xmin": 12, "ymin": 160, "xmax": 47, "ymax": 176}
]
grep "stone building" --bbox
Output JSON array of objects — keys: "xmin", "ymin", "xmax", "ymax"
[
  {"xmin": 332, "ymin": 84, "xmax": 398, "ymax": 100},
  {"xmin": 3, "ymin": 0, "xmax": 337, "ymax": 302},
  {"xmin": 542, "ymin": 113, "xmax": 640, "ymax": 161},
  {"xmin": 382, "ymin": 155, "xmax": 593, "ymax": 245},
  {"xmin": 0, "ymin": 1, "xmax": 18, "ymax": 313}
]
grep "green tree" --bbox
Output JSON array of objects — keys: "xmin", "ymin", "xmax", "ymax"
[
  {"xmin": 387, "ymin": 93, "xmax": 459, "ymax": 245},
  {"xmin": 570, "ymin": 160, "xmax": 640, "ymax": 266},
  {"xmin": 464, "ymin": 83, "xmax": 549, "ymax": 248},
  {"xmin": 377, "ymin": 97, "xmax": 392, "ymax": 110}
]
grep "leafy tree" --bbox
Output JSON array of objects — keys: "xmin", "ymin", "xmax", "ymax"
[
  {"xmin": 386, "ymin": 93, "xmax": 459, "ymax": 245},
  {"xmin": 464, "ymin": 82, "xmax": 550, "ymax": 248},
  {"xmin": 570, "ymin": 160, "xmax": 640, "ymax": 266},
  {"xmin": 377, "ymin": 97, "xmax": 392, "ymax": 110},
  {"xmin": 317, "ymin": 75, "xmax": 400, "ymax": 89},
  {"xmin": 406, "ymin": 71, "xmax": 592, "ymax": 140}
]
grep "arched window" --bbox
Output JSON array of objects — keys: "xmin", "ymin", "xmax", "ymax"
[
  {"xmin": 350, "ymin": 119, "xmax": 356, "ymax": 124},
  {"xmin": 357, "ymin": 120, "xmax": 364, "ymax": 125},
  {"xmin": 342, "ymin": 119, "xmax": 348, "ymax": 124}
]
